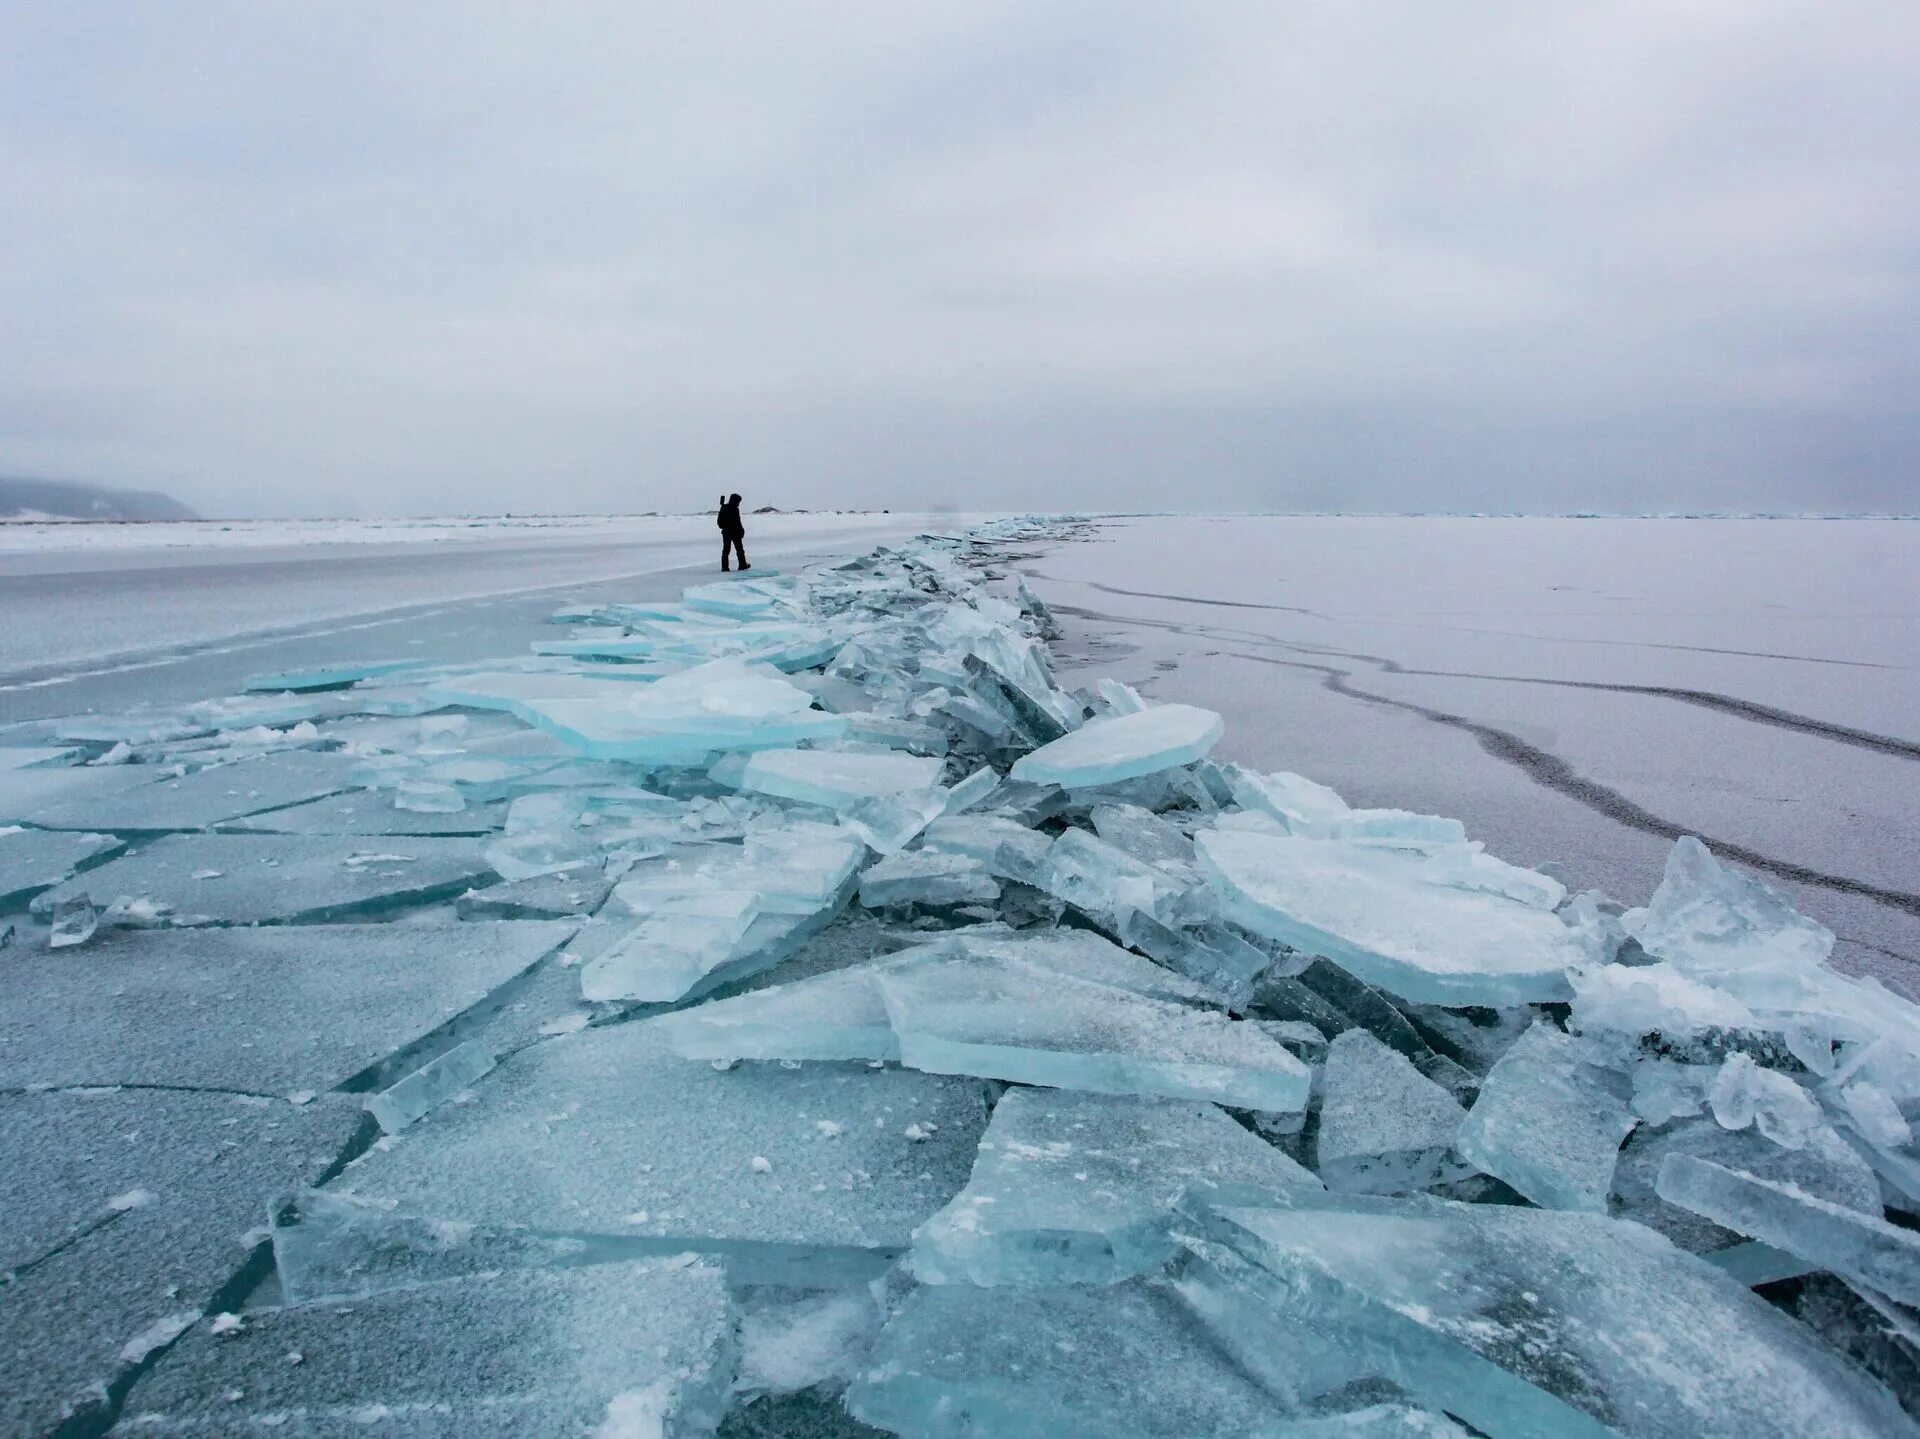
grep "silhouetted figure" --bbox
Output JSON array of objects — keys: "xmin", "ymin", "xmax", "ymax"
[{"xmin": 717, "ymin": 493, "xmax": 749, "ymax": 571}]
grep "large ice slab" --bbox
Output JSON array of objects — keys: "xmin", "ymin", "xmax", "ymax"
[
  {"xmin": 913, "ymin": 1088, "xmax": 1318, "ymax": 1286},
  {"xmin": 30, "ymin": 833, "xmax": 496, "ymax": 926},
  {"xmin": 26, "ymin": 749, "xmax": 363, "ymax": 833},
  {"xmin": 0, "ymin": 827, "xmax": 122, "ymax": 908},
  {"xmin": 656, "ymin": 929, "xmax": 1220, "ymax": 1065},
  {"xmin": 1181, "ymin": 1191, "xmax": 1918, "ymax": 1439},
  {"xmin": 1198, "ymin": 829, "xmax": 1584, "ymax": 1006},
  {"xmin": 338, "ymin": 1020, "xmax": 987, "ymax": 1279},
  {"xmin": 0, "ymin": 1090, "xmax": 366, "ymax": 1439},
  {"xmin": 1456, "ymin": 1022, "xmax": 1635, "ymax": 1212},
  {"xmin": 117, "ymin": 1258, "xmax": 736, "ymax": 1438},
  {"xmin": 220, "ymin": 789, "xmax": 508, "ymax": 835},
  {"xmin": 846, "ymin": 1278, "xmax": 1287, "ymax": 1439},
  {"xmin": 0, "ymin": 921, "xmax": 573, "ymax": 1093},
  {"xmin": 0, "ymin": 762, "xmax": 158, "ymax": 826},
  {"xmin": 1009, "ymin": 703, "xmax": 1222, "ymax": 788},
  {"xmin": 737, "ymin": 747, "xmax": 944, "ymax": 809},
  {"xmin": 878, "ymin": 951, "xmax": 1310, "ymax": 1111},
  {"xmin": 1317, "ymin": 1029, "xmax": 1472, "ymax": 1195}
]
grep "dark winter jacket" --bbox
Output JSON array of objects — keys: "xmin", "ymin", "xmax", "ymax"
[{"xmin": 717, "ymin": 498, "xmax": 744, "ymax": 538}]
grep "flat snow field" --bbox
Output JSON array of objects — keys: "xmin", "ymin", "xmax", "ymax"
[
  {"xmin": 0, "ymin": 512, "xmax": 951, "ymax": 717},
  {"xmin": 1020, "ymin": 516, "xmax": 1920, "ymax": 991}
]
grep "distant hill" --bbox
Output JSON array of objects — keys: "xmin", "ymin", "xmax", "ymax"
[{"xmin": 0, "ymin": 476, "xmax": 198, "ymax": 521}]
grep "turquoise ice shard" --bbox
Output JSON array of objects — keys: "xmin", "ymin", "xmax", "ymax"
[
  {"xmin": 244, "ymin": 657, "xmax": 419, "ymax": 691},
  {"xmin": 1180, "ymin": 1192, "xmax": 1917, "ymax": 1439},
  {"xmin": 1009, "ymin": 703, "xmax": 1223, "ymax": 788},
  {"xmin": 921, "ymin": 812, "xmax": 1054, "ymax": 885},
  {"xmin": 878, "ymin": 951, "xmax": 1310, "ymax": 1111},
  {"xmin": 737, "ymin": 747, "xmax": 945, "ymax": 809},
  {"xmin": 1254, "ymin": 1406, "xmax": 1472, "ymax": 1437},
  {"xmin": 1222, "ymin": 764, "xmax": 1352, "ymax": 836},
  {"xmin": 1456, "ymin": 1023, "xmax": 1635, "ymax": 1211},
  {"xmin": 845, "ymin": 1278, "xmax": 1287, "ymax": 1439},
  {"xmin": 366, "ymin": 1039, "xmax": 498, "ymax": 1134},
  {"xmin": 0, "ymin": 828, "xmax": 122, "ymax": 908},
  {"xmin": 1090, "ymin": 802, "xmax": 1194, "ymax": 866},
  {"xmin": 1316, "ymin": 1030, "xmax": 1473, "ymax": 1195},
  {"xmin": 656, "ymin": 929, "xmax": 1220, "ymax": 1065},
  {"xmin": 858, "ymin": 849, "xmax": 1001, "ymax": 909},
  {"xmin": 911, "ymin": 1088, "xmax": 1318, "ymax": 1286},
  {"xmin": 1115, "ymin": 907, "xmax": 1270, "ymax": 1009},
  {"xmin": 841, "ymin": 784, "xmax": 949, "ymax": 855},
  {"xmin": 1042, "ymin": 827, "xmax": 1191, "ymax": 927},
  {"xmin": 940, "ymin": 764, "xmax": 999, "ymax": 814},
  {"xmin": 1657, "ymin": 1151, "xmax": 1920, "ymax": 1304},
  {"xmin": 117, "ymin": 1258, "xmax": 737, "ymax": 1438},
  {"xmin": 1706, "ymin": 1052, "xmax": 1821, "ymax": 1149},
  {"xmin": 1197, "ymin": 829, "xmax": 1584, "ymax": 1006},
  {"xmin": 1611, "ymin": 1115, "xmax": 1880, "ymax": 1259},
  {"xmin": 578, "ymin": 892, "xmax": 763, "ymax": 1003}
]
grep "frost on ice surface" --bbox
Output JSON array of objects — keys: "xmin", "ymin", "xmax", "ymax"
[
  {"xmin": 1009, "ymin": 702, "xmax": 1223, "ymax": 788},
  {"xmin": 4, "ymin": 517, "xmax": 1917, "ymax": 1434},
  {"xmin": 911, "ymin": 1088, "xmax": 1318, "ymax": 1286}
]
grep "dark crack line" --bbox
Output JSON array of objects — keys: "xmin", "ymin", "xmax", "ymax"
[
  {"xmin": 1033, "ymin": 571, "xmax": 1899, "ymax": 670},
  {"xmin": 1050, "ymin": 602, "xmax": 1920, "ymax": 760},
  {"xmin": 0, "ymin": 1081, "xmax": 292, "ymax": 1101},
  {"xmin": 1222, "ymin": 649, "xmax": 1920, "ymax": 920}
]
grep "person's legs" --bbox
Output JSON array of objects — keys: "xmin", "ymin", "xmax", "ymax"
[
  {"xmin": 723, "ymin": 535, "xmax": 747, "ymax": 570},
  {"xmin": 720, "ymin": 536, "xmax": 733, "ymax": 571},
  {"xmin": 736, "ymin": 537, "xmax": 750, "ymax": 570}
]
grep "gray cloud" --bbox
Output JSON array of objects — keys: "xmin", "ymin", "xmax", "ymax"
[{"xmin": 3, "ymin": 1, "xmax": 1916, "ymax": 515}]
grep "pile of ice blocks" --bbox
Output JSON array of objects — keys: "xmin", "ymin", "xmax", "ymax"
[{"xmin": 3, "ymin": 516, "xmax": 1918, "ymax": 1437}]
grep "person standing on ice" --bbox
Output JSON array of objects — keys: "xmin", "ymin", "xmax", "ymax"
[{"xmin": 717, "ymin": 492, "xmax": 750, "ymax": 572}]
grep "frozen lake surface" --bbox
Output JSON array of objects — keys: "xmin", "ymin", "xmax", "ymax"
[
  {"xmin": 1022, "ymin": 516, "xmax": 1920, "ymax": 990},
  {"xmin": 4, "ymin": 513, "xmax": 1918, "ymax": 1435}
]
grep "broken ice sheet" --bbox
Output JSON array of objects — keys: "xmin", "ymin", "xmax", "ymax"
[
  {"xmin": 0, "ymin": 921, "xmax": 575, "ymax": 1093},
  {"xmin": 912, "ymin": 1088, "xmax": 1319, "ymax": 1286},
  {"xmin": 220, "ymin": 789, "xmax": 507, "ymax": 836},
  {"xmin": 858, "ymin": 849, "xmax": 1001, "ymax": 909},
  {"xmin": 0, "ymin": 1089, "xmax": 365, "ymax": 1439},
  {"xmin": 846, "ymin": 1277, "xmax": 1287, "ymax": 1439},
  {"xmin": 0, "ymin": 826, "xmax": 122, "ymax": 907},
  {"xmin": 118, "ymin": 1258, "xmax": 736, "ymax": 1439},
  {"xmin": 1455, "ymin": 1022, "xmax": 1635, "ymax": 1212},
  {"xmin": 1180, "ymin": 1191, "xmax": 1917, "ymax": 1439},
  {"xmin": 878, "ymin": 950, "xmax": 1310, "ymax": 1111},
  {"xmin": 337, "ymin": 1019, "xmax": 988, "ymax": 1282},
  {"xmin": 737, "ymin": 746, "xmax": 944, "ymax": 809},
  {"xmin": 26, "ymin": 748, "xmax": 364, "ymax": 833},
  {"xmin": 1198, "ymin": 829, "xmax": 1585, "ymax": 1006},
  {"xmin": 1008, "ymin": 702, "xmax": 1223, "ymax": 788},
  {"xmin": 1611, "ymin": 1114, "xmax": 1880, "ymax": 1260},
  {"xmin": 1658, "ymin": 1151, "xmax": 1920, "ymax": 1305},
  {"xmin": 30, "ymin": 833, "xmax": 496, "ymax": 925},
  {"xmin": 1316, "ymin": 1030, "xmax": 1473, "ymax": 1195},
  {"xmin": 656, "ymin": 929, "xmax": 1220, "ymax": 1065}
]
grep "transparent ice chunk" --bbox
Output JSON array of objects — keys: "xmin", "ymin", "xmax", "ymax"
[
  {"xmin": 859, "ymin": 850, "xmax": 1001, "ymax": 909},
  {"xmin": 847, "ymin": 1278, "xmax": 1287, "ymax": 1439},
  {"xmin": 366, "ymin": 1039, "xmax": 499, "ymax": 1134},
  {"xmin": 1658, "ymin": 1151, "xmax": 1920, "ymax": 1305},
  {"xmin": 913, "ymin": 1088, "xmax": 1318, "ymax": 1286},
  {"xmin": 1198, "ymin": 830, "xmax": 1584, "ymax": 1006},
  {"xmin": 47, "ymin": 892, "xmax": 99, "ymax": 948},
  {"xmin": 1455, "ymin": 1022, "xmax": 1635, "ymax": 1211},
  {"xmin": 1222, "ymin": 765, "xmax": 1351, "ymax": 836},
  {"xmin": 1317, "ymin": 1030, "xmax": 1472, "ymax": 1195},
  {"xmin": 1706, "ymin": 1052, "xmax": 1821, "ymax": 1149},
  {"xmin": 922, "ymin": 813, "xmax": 1054, "ymax": 886},
  {"xmin": 878, "ymin": 952, "xmax": 1310, "ymax": 1111},
  {"xmin": 1181, "ymin": 1191, "xmax": 1917, "ymax": 1439},
  {"xmin": 738, "ymin": 747, "xmax": 945, "ymax": 810},
  {"xmin": 842, "ymin": 785, "xmax": 949, "ymax": 855},
  {"xmin": 1090, "ymin": 802, "xmax": 1194, "ymax": 865},
  {"xmin": 1009, "ymin": 703, "xmax": 1223, "ymax": 788}
]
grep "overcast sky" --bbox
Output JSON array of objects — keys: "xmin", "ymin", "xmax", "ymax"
[{"xmin": 3, "ymin": 2, "xmax": 1915, "ymax": 517}]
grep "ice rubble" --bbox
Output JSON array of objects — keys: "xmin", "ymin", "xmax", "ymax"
[{"xmin": 3, "ymin": 517, "xmax": 1918, "ymax": 1436}]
